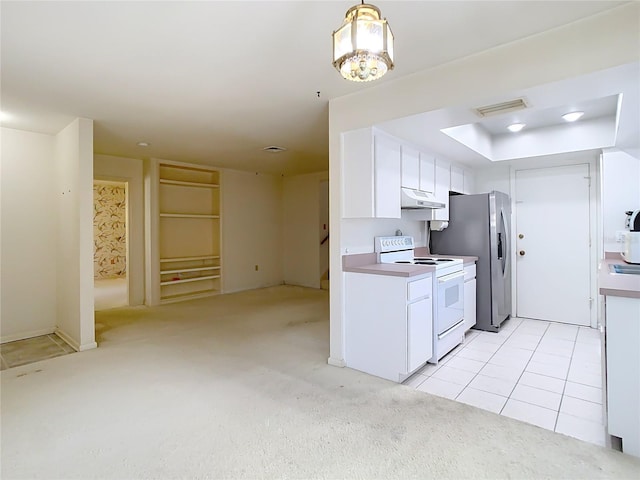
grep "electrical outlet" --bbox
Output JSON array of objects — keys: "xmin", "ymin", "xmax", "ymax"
[{"xmin": 615, "ymin": 230, "xmax": 628, "ymax": 243}]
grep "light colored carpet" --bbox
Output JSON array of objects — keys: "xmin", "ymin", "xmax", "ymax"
[
  {"xmin": 94, "ymin": 277, "xmax": 128, "ymax": 310},
  {"xmin": 1, "ymin": 285, "xmax": 639, "ymax": 479}
]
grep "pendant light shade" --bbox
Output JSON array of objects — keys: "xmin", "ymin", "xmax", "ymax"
[{"xmin": 332, "ymin": 2, "xmax": 394, "ymax": 82}]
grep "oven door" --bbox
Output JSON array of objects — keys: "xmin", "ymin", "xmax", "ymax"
[{"xmin": 436, "ymin": 270, "xmax": 465, "ymax": 334}]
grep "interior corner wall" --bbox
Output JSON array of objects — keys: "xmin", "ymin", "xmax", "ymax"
[
  {"xmin": 282, "ymin": 171, "xmax": 328, "ymax": 288},
  {"xmin": 55, "ymin": 118, "xmax": 96, "ymax": 351},
  {"xmin": 221, "ymin": 169, "xmax": 283, "ymax": 293},
  {"xmin": 601, "ymin": 149, "xmax": 640, "ymax": 252},
  {"xmin": 94, "ymin": 154, "xmax": 145, "ymax": 305},
  {"xmin": 0, "ymin": 127, "xmax": 58, "ymax": 343}
]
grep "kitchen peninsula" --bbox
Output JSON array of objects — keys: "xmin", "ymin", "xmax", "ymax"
[{"xmin": 598, "ymin": 253, "xmax": 640, "ymax": 458}]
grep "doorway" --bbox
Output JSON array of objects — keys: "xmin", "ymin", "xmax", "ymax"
[
  {"xmin": 93, "ymin": 180, "xmax": 129, "ymax": 310},
  {"xmin": 514, "ymin": 164, "xmax": 594, "ymax": 326},
  {"xmin": 319, "ymin": 180, "xmax": 329, "ymax": 290}
]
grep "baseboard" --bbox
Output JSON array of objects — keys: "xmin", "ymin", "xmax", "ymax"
[
  {"xmin": 78, "ymin": 341, "xmax": 98, "ymax": 352},
  {"xmin": 0, "ymin": 327, "xmax": 55, "ymax": 344},
  {"xmin": 327, "ymin": 357, "xmax": 345, "ymax": 368},
  {"xmin": 53, "ymin": 328, "xmax": 80, "ymax": 352},
  {"xmin": 53, "ymin": 329, "xmax": 97, "ymax": 352}
]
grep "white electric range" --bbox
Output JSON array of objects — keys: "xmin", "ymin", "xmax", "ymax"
[{"xmin": 375, "ymin": 236, "xmax": 466, "ymax": 363}]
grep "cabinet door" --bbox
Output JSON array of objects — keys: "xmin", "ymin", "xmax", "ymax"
[
  {"xmin": 451, "ymin": 165, "xmax": 464, "ymax": 193},
  {"xmin": 342, "ymin": 128, "xmax": 375, "ymax": 218},
  {"xmin": 419, "ymin": 154, "xmax": 435, "ymax": 193},
  {"xmin": 431, "ymin": 159, "xmax": 450, "ymax": 221},
  {"xmin": 464, "ymin": 279, "xmax": 477, "ymax": 331},
  {"xmin": 401, "ymin": 146, "xmax": 420, "ymax": 190},
  {"xmin": 374, "ymin": 134, "xmax": 401, "ymax": 218},
  {"xmin": 463, "ymin": 169, "xmax": 475, "ymax": 195},
  {"xmin": 407, "ymin": 298, "xmax": 433, "ymax": 372}
]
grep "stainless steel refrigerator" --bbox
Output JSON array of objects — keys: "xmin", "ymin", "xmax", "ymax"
[{"xmin": 431, "ymin": 191, "xmax": 512, "ymax": 332}]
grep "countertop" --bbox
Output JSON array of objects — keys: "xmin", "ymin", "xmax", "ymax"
[
  {"xmin": 342, "ymin": 251, "xmax": 478, "ymax": 278},
  {"xmin": 599, "ymin": 254, "xmax": 640, "ymax": 299}
]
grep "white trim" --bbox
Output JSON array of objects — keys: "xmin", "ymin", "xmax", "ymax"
[
  {"xmin": 54, "ymin": 328, "xmax": 80, "ymax": 351},
  {"xmin": 1, "ymin": 328, "xmax": 55, "ymax": 344},
  {"xmin": 54, "ymin": 327, "xmax": 97, "ymax": 352},
  {"xmin": 327, "ymin": 357, "xmax": 346, "ymax": 368}
]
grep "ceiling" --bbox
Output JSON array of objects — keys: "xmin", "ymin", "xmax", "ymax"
[{"xmin": 0, "ymin": 1, "xmax": 633, "ymax": 175}]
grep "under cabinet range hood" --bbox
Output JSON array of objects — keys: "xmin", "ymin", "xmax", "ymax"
[{"xmin": 400, "ymin": 187, "xmax": 444, "ymax": 209}]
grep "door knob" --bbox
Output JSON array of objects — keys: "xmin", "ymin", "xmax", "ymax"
[
  {"xmin": 518, "ymin": 234, "xmax": 524, "ymax": 239},
  {"xmin": 519, "ymin": 250, "xmax": 526, "ymax": 256}
]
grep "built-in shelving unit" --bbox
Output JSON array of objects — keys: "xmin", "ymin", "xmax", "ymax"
[{"xmin": 157, "ymin": 161, "xmax": 222, "ymax": 303}]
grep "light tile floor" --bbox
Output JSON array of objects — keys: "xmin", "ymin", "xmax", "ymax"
[
  {"xmin": 405, "ymin": 317, "xmax": 606, "ymax": 446},
  {"xmin": 0, "ymin": 334, "xmax": 75, "ymax": 370}
]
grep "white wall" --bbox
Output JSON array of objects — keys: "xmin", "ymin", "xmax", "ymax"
[
  {"xmin": 221, "ymin": 170, "xmax": 283, "ymax": 293},
  {"xmin": 282, "ymin": 171, "xmax": 328, "ymax": 288},
  {"xmin": 55, "ymin": 119, "xmax": 96, "ymax": 351},
  {"xmin": 328, "ymin": 4, "xmax": 640, "ymax": 366},
  {"xmin": 601, "ymin": 149, "xmax": 640, "ymax": 252},
  {"xmin": 94, "ymin": 154, "xmax": 145, "ymax": 305},
  {"xmin": 0, "ymin": 128, "xmax": 58, "ymax": 342}
]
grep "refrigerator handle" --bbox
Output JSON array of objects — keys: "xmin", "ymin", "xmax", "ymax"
[
  {"xmin": 500, "ymin": 206, "xmax": 509, "ymax": 277},
  {"xmin": 497, "ymin": 233, "xmax": 503, "ymax": 259}
]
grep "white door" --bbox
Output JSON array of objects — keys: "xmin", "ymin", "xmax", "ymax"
[{"xmin": 515, "ymin": 164, "xmax": 591, "ymax": 326}]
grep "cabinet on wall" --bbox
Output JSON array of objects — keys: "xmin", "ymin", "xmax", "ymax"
[
  {"xmin": 345, "ymin": 272, "xmax": 433, "ymax": 382},
  {"xmin": 157, "ymin": 161, "xmax": 222, "ymax": 303},
  {"xmin": 431, "ymin": 159, "xmax": 451, "ymax": 222},
  {"xmin": 450, "ymin": 165, "xmax": 475, "ymax": 195},
  {"xmin": 401, "ymin": 146, "xmax": 435, "ymax": 194},
  {"xmin": 342, "ymin": 127, "xmax": 401, "ymax": 219}
]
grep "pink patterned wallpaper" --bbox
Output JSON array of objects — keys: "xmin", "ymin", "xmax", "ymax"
[{"xmin": 93, "ymin": 183, "xmax": 126, "ymax": 279}]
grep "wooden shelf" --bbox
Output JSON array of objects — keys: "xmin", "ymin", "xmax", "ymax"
[
  {"xmin": 160, "ymin": 179, "xmax": 219, "ymax": 189},
  {"xmin": 156, "ymin": 160, "xmax": 222, "ymax": 304},
  {"xmin": 161, "ymin": 266, "xmax": 221, "ymax": 275},
  {"xmin": 160, "ymin": 255, "xmax": 220, "ymax": 263},
  {"xmin": 160, "ymin": 290, "xmax": 220, "ymax": 304},
  {"xmin": 160, "ymin": 213, "xmax": 220, "ymax": 219},
  {"xmin": 160, "ymin": 275, "xmax": 221, "ymax": 286}
]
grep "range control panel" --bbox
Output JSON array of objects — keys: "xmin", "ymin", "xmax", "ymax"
[{"xmin": 374, "ymin": 236, "xmax": 415, "ymax": 253}]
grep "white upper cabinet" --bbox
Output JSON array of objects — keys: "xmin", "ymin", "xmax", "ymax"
[
  {"xmin": 402, "ymin": 146, "xmax": 435, "ymax": 194},
  {"xmin": 401, "ymin": 146, "xmax": 420, "ymax": 190},
  {"xmin": 374, "ymin": 134, "xmax": 402, "ymax": 218},
  {"xmin": 450, "ymin": 165, "xmax": 464, "ymax": 193},
  {"xmin": 463, "ymin": 168, "xmax": 475, "ymax": 194},
  {"xmin": 431, "ymin": 159, "xmax": 451, "ymax": 221},
  {"xmin": 342, "ymin": 127, "xmax": 401, "ymax": 219},
  {"xmin": 419, "ymin": 154, "xmax": 435, "ymax": 193}
]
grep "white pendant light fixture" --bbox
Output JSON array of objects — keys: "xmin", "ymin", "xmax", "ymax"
[{"xmin": 332, "ymin": 1, "xmax": 394, "ymax": 82}]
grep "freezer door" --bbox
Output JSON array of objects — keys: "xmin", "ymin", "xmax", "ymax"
[{"xmin": 489, "ymin": 192, "xmax": 512, "ymax": 326}]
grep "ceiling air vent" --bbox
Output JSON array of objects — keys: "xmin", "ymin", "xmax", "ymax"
[
  {"xmin": 473, "ymin": 98, "xmax": 528, "ymax": 117},
  {"xmin": 262, "ymin": 145, "xmax": 287, "ymax": 153}
]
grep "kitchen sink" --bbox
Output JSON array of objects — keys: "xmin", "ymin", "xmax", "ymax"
[{"xmin": 609, "ymin": 263, "xmax": 640, "ymax": 275}]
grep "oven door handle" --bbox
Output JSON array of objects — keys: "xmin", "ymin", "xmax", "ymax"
[
  {"xmin": 438, "ymin": 319, "xmax": 465, "ymax": 340},
  {"xmin": 437, "ymin": 271, "xmax": 466, "ymax": 283}
]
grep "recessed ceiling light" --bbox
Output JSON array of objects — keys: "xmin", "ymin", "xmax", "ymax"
[
  {"xmin": 507, "ymin": 123, "xmax": 525, "ymax": 133},
  {"xmin": 562, "ymin": 111, "xmax": 585, "ymax": 122},
  {"xmin": 262, "ymin": 146, "xmax": 287, "ymax": 153},
  {"xmin": 136, "ymin": 141, "xmax": 150, "ymax": 147}
]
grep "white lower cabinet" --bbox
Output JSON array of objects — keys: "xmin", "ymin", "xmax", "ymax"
[
  {"xmin": 345, "ymin": 272, "xmax": 433, "ymax": 382},
  {"xmin": 463, "ymin": 264, "xmax": 477, "ymax": 331},
  {"xmin": 408, "ymin": 298, "xmax": 432, "ymax": 372},
  {"xmin": 605, "ymin": 295, "xmax": 640, "ymax": 457}
]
